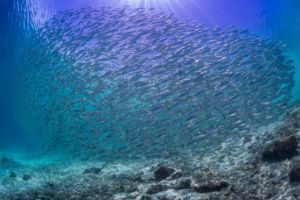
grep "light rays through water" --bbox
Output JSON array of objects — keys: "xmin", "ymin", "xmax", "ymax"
[{"xmin": 116, "ymin": 0, "xmax": 201, "ymax": 16}]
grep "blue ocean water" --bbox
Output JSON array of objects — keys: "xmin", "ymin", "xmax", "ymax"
[
  {"xmin": 1, "ymin": 0, "xmax": 300, "ymax": 198},
  {"xmin": 1, "ymin": 0, "xmax": 299, "ymax": 156},
  {"xmin": 0, "ymin": 1, "xmax": 300, "ymax": 195}
]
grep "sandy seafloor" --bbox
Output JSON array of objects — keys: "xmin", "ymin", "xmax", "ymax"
[{"xmin": 2, "ymin": 106, "xmax": 300, "ymax": 200}]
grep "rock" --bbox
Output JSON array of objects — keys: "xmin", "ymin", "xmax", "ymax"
[
  {"xmin": 288, "ymin": 108, "xmax": 300, "ymax": 129},
  {"xmin": 116, "ymin": 191, "xmax": 140, "ymax": 199},
  {"xmin": 243, "ymin": 135, "xmax": 253, "ymax": 144},
  {"xmin": 193, "ymin": 181, "xmax": 229, "ymax": 193},
  {"xmin": 0, "ymin": 156, "xmax": 9, "ymax": 163},
  {"xmin": 22, "ymin": 174, "xmax": 32, "ymax": 181},
  {"xmin": 44, "ymin": 181, "xmax": 56, "ymax": 189},
  {"xmin": 156, "ymin": 195, "xmax": 174, "ymax": 200},
  {"xmin": 154, "ymin": 165, "xmax": 175, "ymax": 181},
  {"xmin": 112, "ymin": 179, "xmax": 138, "ymax": 193},
  {"xmin": 9, "ymin": 171, "xmax": 16, "ymax": 178},
  {"xmin": 83, "ymin": 167, "xmax": 102, "ymax": 174},
  {"xmin": 170, "ymin": 170, "xmax": 182, "ymax": 179},
  {"xmin": 174, "ymin": 178, "xmax": 192, "ymax": 190},
  {"xmin": 146, "ymin": 184, "xmax": 168, "ymax": 194},
  {"xmin": 0, "ymin": 156, "xmax": 21, "ymax": 168},
  {"xmin": 138, "ymin": 194, "xmax": 152, "ymax": 200},
  {"xmin": 127, "ymin": 191, "xmax": 140, "ymax": 198},
  {"xmin": 289, "ymin": 159, "xmax": 300, "ymax": 182},
  {"xmin": 132, "ymin": 174, "xmax": 144, "ymax": 182},
  {"xmin": 262, "ymin": 135, "xmax": 298, "ymax": 161}
]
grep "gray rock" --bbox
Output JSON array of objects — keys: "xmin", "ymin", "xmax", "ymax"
[
  {"xmin": 289, "ymin": 159, "xmax": 300, "ymax": 182},
  {"xmin": 22, "ymin": 174, "xmax": 32, "ymax": 181},
  {"xmin": 262, "ymin": 135, "xmax": 298, "ymax": 161},
  {"xmin": 156, "ymin": 195, "xmax": 174, "ymax": 200},
  {"xmin": 146, "ymin": 184, "xmax": 168, "ymax": 194},
  {"xmin": 193, "ymin": 181, "xmax": 229, "ymax": 193},
  {"xmin": 287, "ymin": 108, "xmax": 300, "ymax": 129},
  {"xmin": 0, "ymin": 156, "xmax": 22, "ymax": 169},
  {"xmin": 154, "ymin": 165, "xmax": 175, "ymax": 181},
  {"xmin": 174, "ymin": 178, "xmax": 192, "ymax": 190},
  {"xmin": 138, "ymin": 194, "xmax": 152, "ymax": 200},
  {"xmin": 83, "ymin": 167, "xmax": 103, "ymax": 175},
  {"xmin": 170, "ymin": 170, "xmax": 182, "ymax": 179},
  {"xmin": 132, "ymin": 174, "xmax": 144, "ymax": 182},
  {"xmin": 9, "ymin": 171, "xmax": 16, "ymax": 178}
]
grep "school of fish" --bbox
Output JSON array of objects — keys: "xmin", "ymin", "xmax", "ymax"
[{"xmin": 15, "ymin": 7, "xmax": 295, "ymax": 160}]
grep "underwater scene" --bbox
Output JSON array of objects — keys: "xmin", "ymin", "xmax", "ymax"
[{"xmin": 1, "ymin": 0, "xmax": 300, "ymax": 199}]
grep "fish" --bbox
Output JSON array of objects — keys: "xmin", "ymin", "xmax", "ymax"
[{"xmin": 15, "ymin": 7, "xmax": 295, "ymax": 160}]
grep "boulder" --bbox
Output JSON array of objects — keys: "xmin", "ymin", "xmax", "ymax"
[
  {"xmin": 289, "ymin": 159, "xmax": 300, "ymax": 182},
  {"xmin": 262, "ymin": 135, "xmax": 298, "ymax": 161},
  {"xmin": 9, "ymin": 171, "xmax": 16, "ymax": 178},
  {"xmin": 154, "ymin": 165, "xmax": 175, "ymax": 181},
  {"xmin": 193, "ymin": 181, "xmax": 229, "ymax": 193}
]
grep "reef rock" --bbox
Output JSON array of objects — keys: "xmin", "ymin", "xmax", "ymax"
[
  {"xmin": 22, "ymin": 174, "xmax": 32, "ymax": 181},
  {"xmin": 193, "ymin": 181, "xmax": 229, "ymax": 193},
  {"xmin": 154, "ymin": 166, "xmax": 175, "ymax": 181},
  {"xmin": 146, "ymin": 184, "xmax": 169, "ymax": 194},
  {"xmin": 262, "ymin": 135, "xmax": 298, "ymax": 161},
  {"xmin": 0, "ymin": 156, "xmax": 22, "ymax": 169},
  {"xmin": 83, "ymin": 167, "xmax": 103, "ymax": 175},
  {"xmin": 289, "ymin": 159, "xmax": 300, "ymax": 182},
  {"xmin": 174, "ymin": 178, "xmax": 192, "ymax": 190}
]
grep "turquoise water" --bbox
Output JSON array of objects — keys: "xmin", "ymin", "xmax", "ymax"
[
  {"xmin": 14, "ymin": 7, "xmax": 294, "ymax": 160},
  {"xmin": 1, "ymin": 0, "xmax": 300, "ymax": 198},
  {"xmin": 3, "ymin": 1, "xmax": 299, "ymax": 157},
  {"xmin": 0, "ymin": 0, "xmax": 299, "ymax": 157}
]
